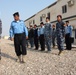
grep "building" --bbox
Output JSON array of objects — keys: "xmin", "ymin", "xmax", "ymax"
[{"xmin": 24, "ymin": 0, "xmax": 76, "ymax": 44}]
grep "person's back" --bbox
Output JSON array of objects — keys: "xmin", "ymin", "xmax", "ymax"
[
  {"xmin": 0, "ymin": 19, "xmax": 2, "ymax": 60},
  {"xmin": 0, "ymin": 19, "xmax": 2, "ymax": 39}
]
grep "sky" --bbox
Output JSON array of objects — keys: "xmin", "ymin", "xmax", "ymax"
[{"xmin": 0, "ymin": 0, "xmax": 56, "ymax": 36}]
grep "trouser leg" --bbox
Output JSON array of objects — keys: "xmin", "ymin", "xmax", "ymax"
[
  {"xmin": 21, "ymin": 35, "xmax": 27, "ymax": 55},
  {"xmin": 34, "ymin": 37, "xmax": 39, "ymax": 49},
  {"xmin": 30, "ymin": 38, "xmax": 34, "ymax": 48},
  {"xmin": 14, "ymin": 36, "xmax": 21, "ymax": 56},
  {"xmin": 52, "ymin": 37, "xmax": 55, "ymax": 47},
  {"xmin": 65, "ymin": 33, "xmax": 72, "ymax": 50},
  {"xmin": 45, "ymin": 37, "xmax": 51, "ymax": 51},
  {"xmin": 39, "ymin": 35, "xmax": 45, "ymax": 50},
  {"xmin": 57, "ymin": 36, "xmax": 64, "ymax": 51}
]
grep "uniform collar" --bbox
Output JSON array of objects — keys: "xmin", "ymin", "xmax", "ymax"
[
  {"xmin": 46, "ymin": 21, "xmax": 50, "ymax": 23},
  {"xmin": 14, "ymin": 20, "xmax": 21, "ymax": 22},
  {"xmin": 41, "ymin": 26, "xmax": 44, "ymax": 28}
]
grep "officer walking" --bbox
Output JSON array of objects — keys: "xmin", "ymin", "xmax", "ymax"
[
  {"xmin": 44, "ymin": 17, "xmax": 52, "ymax": 52},
  {"xmin": 9, "ymin": 12, "xmax": 28, "ymax": 63},
  {"xmin": 56, "ymin": 15, "xmax": 65, "ymax": 55}
]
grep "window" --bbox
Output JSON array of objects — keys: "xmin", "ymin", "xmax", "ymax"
[
  {"xmin": 47, "ymin": 12, "xmax": 50, "ymax": 20},
  {"xmin": 75, "ymin": 29, "xmax": 76, "ymax": 39},
  {"xmin": 62, "ymin": 5, "xmax": 67, "ymax": 14},
  {"xmin": 29, "ymin": 22, "xmax": 31, "ymax": 25},
  {"xmin": 33, "ymin": 20, "xmax": 35, "ymax": 24},
  {"xmin": 40, "ymin": 16, "xmax": 42, "ymax": 22}
]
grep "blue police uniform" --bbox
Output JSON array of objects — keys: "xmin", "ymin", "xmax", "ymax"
[
  {"xmin": 52, "ymin": 28, "xmax": 56, "ymax": 47},
  {"xmin": 65, "ymin": 25, "xmax": 73, "ymax": 50},
  {"xmin": 56, "ymin": 21, "xmax": 65, "ymax": 51},
  {"xmin": 38, "ymin": 26, "xmax": 45, "ymax": 50},
  {"xmin": 44, "ymin": 22, "xmax": 52, "ymax": 51},
  {"xmin": 10, "ymin": 20, "xmax": 28, "ymax": 38}
]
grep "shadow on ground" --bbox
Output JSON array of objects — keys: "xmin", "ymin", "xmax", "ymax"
[
  {"xmin": 6, "ymin": 43, "xmax": 14, "ymax": 46},
  {"xmin": 1, "ymin": 52, "xmax": 16, "ymax": 61}
]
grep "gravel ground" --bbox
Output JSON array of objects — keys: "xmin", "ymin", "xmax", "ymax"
[{"xmin": 0, "ymin": 39, "xmax": 76, "ymax": 75}]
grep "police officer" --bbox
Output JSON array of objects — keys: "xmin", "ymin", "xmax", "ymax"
[
  {"xmin": 44, "ymin": 17, "xmax": 52, "ymax": 52},
  {"xmin": 9, "ymin": 12, "xmax": 28, "ymax": 63},
  {"xmin": 38, "ymin": 22, "xmax": 45, "ymax": 51},
  {"xmin": 0, "ymin": 19, "xmax": 2, "ymax": 60},
  {"xmin": 28, "ymin": 25, "xmax": 34, "ymax": 49},
  {"xmin": 65, "ymin": 21, "xmax": 73, "ymax": 50},
  {"xmin": 34, "ymin": 25, "xmax": 39, "ymax": 50},
  {"xmin": 52, "ymin": 25, "xmax": 56, "ymax": 48},
  {"xmin": 56, "ymin": 15, "xmax": 65, "ymax": 55}
]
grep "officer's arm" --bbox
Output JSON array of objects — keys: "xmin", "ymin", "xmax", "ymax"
[
  {"xmin": 70, "ymin": 25, "xmax": 73, "ymax": 37},
  {"xmin": 23, "ymin": 23, "xmax": 28, "ymax": 37},
  {"xmin": 9, "ymin": 23, "xmax": 14, "ymax": 38},
  {"xmin": 62, "ymin": 22, "xmax": 65, "ymax": 37}
]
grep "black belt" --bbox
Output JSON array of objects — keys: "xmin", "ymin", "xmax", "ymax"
[
  {"xmin": 15, "ymin": 32, "xmax": 25, "ymax": 36},
  {"xmin": 40, "ymin": 34, "xmax": 44, "ymax": 36}
]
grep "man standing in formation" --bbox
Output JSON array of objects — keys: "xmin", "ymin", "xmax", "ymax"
[
  {"xmin": 0, "ymin": 19, "xmax": 2, "ymax": 60},
  {"xmin": 44, "ymin": 17, "xmax": 52, "ymax": 52},
  {"xmin": 65, "ymin": 21, "xmax": 73, "ymax": 50},
  {"xmin": 28, "ymin": 25, "xmax": 34, "ymax": 49},
  {"xmin": 38, "ymin": 22, "xmax": 45, "ymax": 51},
  {"xmin": 9, "ymin": 12, "xmax": 28, "ymax": 63},
  {"xmin": 34, "ymin": 25, "xmax": 39, "ymax": 50},
  {"xmin": 56, "ymin": 15, "xmax": 65, "ymax": 55},
  {"xmin": 52, "ymin": 25, "xmax": 56, "ymax": 48}
]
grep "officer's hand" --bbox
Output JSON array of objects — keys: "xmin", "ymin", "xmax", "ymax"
[
  {"xmin": 10, "ymin": 38, "xmax": 14, "ymax": 41},
  {"xmin": 26, "ymin": 36, "xmax": 28, "ymax": 40},
  {"xmin": 37, "ymin": 37, "xmax": 39, "ymax": 39},
  {"xmin": 49, "ymin": 36, "xmax": 51, "ymax": 38}
]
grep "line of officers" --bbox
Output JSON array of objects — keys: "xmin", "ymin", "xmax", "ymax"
[
  {"xmin": 9, "ymin": 12, "xmax": 73, "ymax": 63},
  {"xmin": 28, "ymin": 16, "xmax": 73, "ymax": 54}
]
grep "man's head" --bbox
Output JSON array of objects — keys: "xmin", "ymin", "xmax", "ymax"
[
  {"xmin": 66, "ymin": 21, "xmax": 69, "ymax": 26},
  {"xmin": 13, "ymin": 12, "xmax": 20, "ymax": 21},
  {"xmin": 46, "ymin": 17, "xmax": 50, "ymax": 22},
  {"xmin": 40, "ymin": 22, "xmax": 44, "ymax": 27},
  {"xmin": 52, "ymin": 25, "xmax": 56, "ymax": 28},
  {"xmin": 34, "ymin": 24, "xmax": 37, "ymax": 28},
  {"xmin": 57, "ymin": 15, "xmax": 62, "ymax": 22},
  {"xmin": 30, "ymin": 25, "xmax": 33, "ymax": 29}
]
